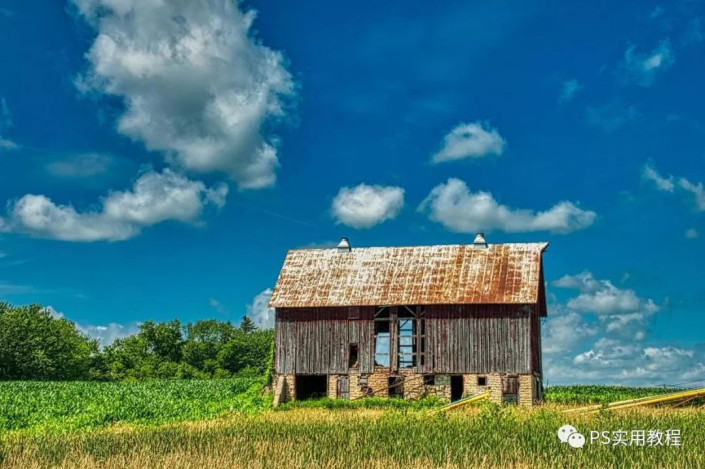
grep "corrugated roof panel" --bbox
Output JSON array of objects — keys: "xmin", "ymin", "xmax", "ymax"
[{"xmin": 269, "ymin": 242, "xmax": 548, "ymax": 308}]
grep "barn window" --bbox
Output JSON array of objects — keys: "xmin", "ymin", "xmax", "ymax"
[
  {"xmin": 398, "ymin": 306, "xmax": 425, "ymax": 369},
  {"xmin": 423, "ymin": 374, "xmax": 435, "ymax": 385},
  {"xmin": 374, "ymin": 307, "xmax": 390, "ymax": 367},
  {"xmin": 348, "ymin": 343, "xmax": 359, "ymax": 368},
  {"xmin": 348, "ymin": 306, "xmax": 360, "ymax": 319},
  {"xmin": 477, "ymin": 376, "xmax": 487, "ymax": 386}
]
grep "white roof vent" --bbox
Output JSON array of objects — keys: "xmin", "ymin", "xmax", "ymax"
[
  {"xmin": 337, "ymin": 237, "xmax": 351, "ymax": 252},
  {"xmin": 473, "ymin": 232, "xmax": 488, "ymax": 249}
]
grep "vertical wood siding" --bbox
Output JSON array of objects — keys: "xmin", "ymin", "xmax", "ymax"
[{"xmin": 275, "ymin": 304, "xmax": 535, "ymax": 375}]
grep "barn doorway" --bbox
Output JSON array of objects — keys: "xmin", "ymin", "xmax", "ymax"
[
  {"xmin": 502, "ymin": 375, "xmax": 519, "ymax": 404},
  {"xmin": 388, "ymin": 376, "xmax": 403, "ymax": 398},
  {"xmin": 295, "ymin": 375, "xmax": 327, "ymax": 400},
  {"xmin": 450, "ymin": 375, "xmax": 464, "ymax": 401}
]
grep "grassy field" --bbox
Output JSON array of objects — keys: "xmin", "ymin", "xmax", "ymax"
[
  {"xmin": 0, "ymin": 380, "xmax": 703, "ymax": 468},
  {"xmin": 0, "ymin": 378, "xmax": 268, "ymax": 434}
]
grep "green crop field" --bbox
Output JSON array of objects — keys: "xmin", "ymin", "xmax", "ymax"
[{"xmin": 1, "ymin": 380, "xmax": 703, "ymax": 468}]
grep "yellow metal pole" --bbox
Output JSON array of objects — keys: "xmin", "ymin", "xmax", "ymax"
[
  {"xmin": 562, "ymin": 387, "xmax": 705, "ymax": 414},
  {"xmin": 431, "ymin": 391, "xmax": 490, "ymax": 414}
]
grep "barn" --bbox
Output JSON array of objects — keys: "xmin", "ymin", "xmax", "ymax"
[{"xmin": 269, "ymin": 234, "xmax": 548, "ymax": 406}]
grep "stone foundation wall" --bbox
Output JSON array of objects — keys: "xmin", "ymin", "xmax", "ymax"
[
  {"xmin": 327, "ymin": 375, "xmax": 338, "ymax": 399},
  {"xmin": 278, "ymin": 371, "xmax": 539, "ymax": 405},
  {"xmin": 518, "ymin": 374, "xmax": 534, "ymax": 406},
  {"xmin": 278, "ymin": 374, "xmax": 295, "ymax": 403}
]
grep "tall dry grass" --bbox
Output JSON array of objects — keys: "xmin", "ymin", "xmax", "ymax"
[{"xmin": 1, "ymin": 405, "xmax": 703, "ymax": 469}]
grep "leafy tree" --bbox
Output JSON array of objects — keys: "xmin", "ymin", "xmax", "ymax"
[
  {"xmin": 0, "ymin": 303, "xmax": 98, "ymax": 380},
  {"xmin": 140, "ymin": 320, "xmax": 184, "ymax": 362},
  {"xmin": 217, "ymin": 329, "xmax": 273, "ymax": 375}
]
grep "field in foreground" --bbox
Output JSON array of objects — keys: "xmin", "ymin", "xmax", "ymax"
[
  {"xmin": 1, "ymin": 406, "xmax": 704, "ymax": 469},
  {"xmin": 1, "ymin": 380, "xmax": 703, "ymax": 468}
]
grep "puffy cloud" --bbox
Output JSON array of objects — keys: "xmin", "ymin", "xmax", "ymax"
[
  {"xmin": 553, "ymin": 271, "xmax": 658, "ymax": 339},
  {"xmin": 72, "ymin": 0, "xmax": 294, "ymax": 189},
  {"xmin": 559, "ymin": 79, "xmax": 582, "ymax": 103},
  {"xmin": 542, "ymin": 311, "xmax": 598, "ymax": 354},
  {"xmin": 46, "ymin": 305, "xmax": 140, "ymax": 347},
  {"xmin": 685, "ymin": 228, "xmax": 699, "ymax": 239},
  {"xmin": 620, "ymin": 40, "xmax": 674, "ymax": 87},
  {"xmin": 431, "ymin": 122, "xmax": 505, "ymax": 163},
  {"xmin": 46, "ymin": 153, "xmax": 114, "ymax": 178},
  {"xmin": 0, "ymin": 169, "xmax": 227, "ymax": 241},
  {"xmin": 247, "ymin": 288, "xmax": 274, "ymax": 329},
  {"xmin": 543, "ymin": 271, "xmax": 705, "ymax": 386},
  {"xmin": 419, "ymin": 178, "xmax": 595, "ymax": 234},
  {"xmin": 643, "ymin": 163, "xmax": 705, "ymax": 211},
  {"xmin": 332, "ymin": 184, "xmax": 405, "ymax": 229},
  {"xmin": 79, "ymin": 322, "xmax": 141, "ymax": 347}
]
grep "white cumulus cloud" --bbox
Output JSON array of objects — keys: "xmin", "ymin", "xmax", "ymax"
[
  {"xmin": 432, "ymin": 121, "xmax": 505, "ymax": 163},
  {"xmin": 72, "ymin": 0, "xmax": 295, "ymax": 189},
  {"xmin": 332, "ymin": 184, "xmax": 405, "ymax": 229},
  {"xmin": 247, "ymin": 288, "xmax": 274, "ymax": 329},
  {"xmin": 0, "ymin": 169, "xmax": 227, "ymax": 241},
  {"xmin": 544, "ymin": 272, "xmax": 705, "ymax": 386},
  {"xmin": 419, "ymin": 178, "xmax": 596, "ymax": 234}
]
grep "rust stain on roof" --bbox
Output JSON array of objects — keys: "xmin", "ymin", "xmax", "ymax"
[{"xmin": 269, "ymin": 243, "xmax": 548, "ymax": 308}]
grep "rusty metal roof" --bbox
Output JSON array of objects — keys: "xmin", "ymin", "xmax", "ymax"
[{"xmin": 269, "ymin": 242, "xmax": 548, "ymax": 308}]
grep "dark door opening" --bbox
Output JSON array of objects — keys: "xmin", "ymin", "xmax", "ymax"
[
  {"xmin": 450, "ymin": 375, "xmax": 464, "ymax": 402},
  {"xmin": 388, "ymin": 376, "xmax": 403, "ymax": 398},
  {"xmin": 295, "ymin": 375, "xmax": 328, "ymax": 400}
]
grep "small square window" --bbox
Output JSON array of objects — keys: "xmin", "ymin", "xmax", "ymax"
[
  {"xmin": 477, "ymin": 376, "xmax": 487, "ymax": 386},
  {"xmin": 423, "ymin": 375, "xmax": 435, "ymax": 385}
]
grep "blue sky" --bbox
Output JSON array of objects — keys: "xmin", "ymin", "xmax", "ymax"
[{"xmin": 0, "ymin": 0, "xmax": 704, "ymax": 385}]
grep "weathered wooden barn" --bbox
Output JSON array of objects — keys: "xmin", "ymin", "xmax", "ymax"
[{"xmin": 269, "ymin": 234, "xmax": 548, "ymax": 406}]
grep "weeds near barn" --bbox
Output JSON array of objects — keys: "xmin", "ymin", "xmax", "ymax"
[{"xmin": 1, "ymin": 381, "xmax": 703, "ymax": 468}]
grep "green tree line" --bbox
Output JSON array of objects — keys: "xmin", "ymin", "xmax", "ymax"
[{"xmin": 0, "ymin": 302, "xmax": 273, "ymax": 381}]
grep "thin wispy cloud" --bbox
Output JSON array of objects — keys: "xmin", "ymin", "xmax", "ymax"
[
  {"xmin": 586, "ymin": 100, "xmax": 640, "ymax": 132},
  {"xmin": 643, "ymin": 163, "xmax": 705, "ymax": 211},
  {"xmin": 559, "ymin": 79, "xmax": 582, "ymax": 103},
  {"xmin": 682, "ymin": 18, "xmax": 705, "ymax": 45},
  {"xmin": 685, "ymin": 228, "xmax": 699, "ymax": 239},
  {"xmin": 619, "ymin": 40, "xmax": 674, "ymax": 87},
  {"xmin": 45, "ymin": 153, "xmax": 114, "ymax": 178},
  {"xmin": 0, "ymin": 97, "xmax": 17, "ymax": 150}
]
